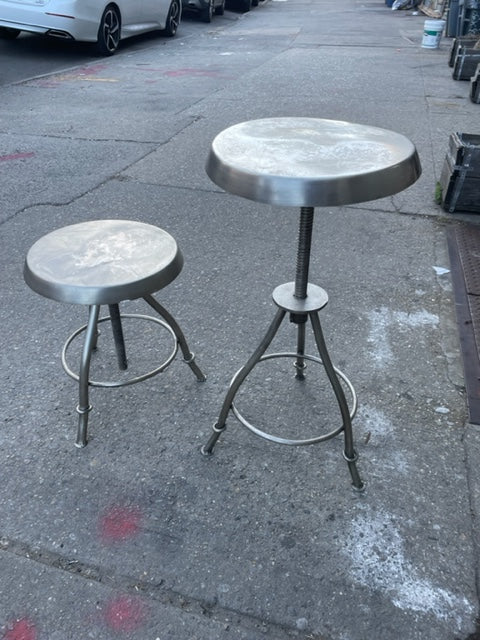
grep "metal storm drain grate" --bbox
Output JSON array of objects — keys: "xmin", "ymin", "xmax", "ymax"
[{"xmin": 447, "ymin": 223, "xmax": 480, "ymax": 424}]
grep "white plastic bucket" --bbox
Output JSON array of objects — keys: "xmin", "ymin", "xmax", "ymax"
[{"xmin": 421, "ymin": 19, "xmax": 446, "ymax": 49}]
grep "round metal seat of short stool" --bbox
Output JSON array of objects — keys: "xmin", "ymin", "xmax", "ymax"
[
  {"xmin": 206, "ymin": 117, "xmax": 421, "ymax": 206},
  {"xmin": 24, "ymin": 219, "xmax": 183, "ymax": 305}
]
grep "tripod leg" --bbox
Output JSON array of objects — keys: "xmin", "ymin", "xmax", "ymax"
[
  {"xmin": 309, "ymin": 312, "xmax": 364, "ymax": 490},
  {"xmin": 108, "ymin": 304, "xmax": 128, "ymax": 370},
  {"xmin": 143, "ymin": 295, "xmax": 206, "ymax": 382},
  {"xmin": 76, "ymin": 304, "xmax": 100, "ymax": 448},
  {"xmin": 202, "ymin": 308, "xmax": 286, "ymax": 455},
  {"xmin": 294, "ymin": 318, "xmax": 307, "ymax": 380},
  {"xmin": 90, "ymin": 306, "xmax": 99, "ymax": 351}
]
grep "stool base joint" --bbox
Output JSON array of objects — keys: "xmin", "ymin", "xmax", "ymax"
[
  {"xmin": 201, "ymin": 422, "xmax": 226, "ymax": 456},
  {"xmin": 293, "ymin": 360, "xmax": 307, "ymax": 380},
  {"xmin": 183, "ymin": 352, "xmax": 207, "ymax": 382},
  {"xmin": 213, "ymin": 422, "xmax": 226, "ymax": 434},
  {"xmin": 343, "ymin": 450, "xmax": 359, "ymax": 464},
  {"xmin": 343, "ymin": 450, "xmax": 365, "ymax": 492},
  {"xmin": 290, "ymin": 312, "xmax": 308, "ymax": 325},
  {"xmin": 76, "ymin": 404, "xmax": 92, "ymax": 416},
  {"xmin": 352, "ymin": 481, "xmax": 366, "ymax": 493},
  {"xmin": 200, "ymin": 445, "xmax": 213, "ymax": 456}
]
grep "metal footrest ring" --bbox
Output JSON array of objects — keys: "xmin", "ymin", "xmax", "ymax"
[
  {"xmin": 61, "ymin": 313, "xmax": 178, "ymax": 388},
  {"xmin": 230, "ymin": 351, "xmax": 357, "ymax": 446}
]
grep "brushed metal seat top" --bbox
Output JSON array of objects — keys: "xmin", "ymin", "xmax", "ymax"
[
  {"xmin": 24, "ymin": 220, "xmax": 183, "ymax": 305},
  {"xmin": 206, "ymin": 117, "xmax": 421, "ymax": 207}
]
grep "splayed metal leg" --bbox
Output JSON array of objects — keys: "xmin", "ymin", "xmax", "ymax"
[
  {"xmin": 202, "ymin": 308, "xmax": 286, "ymax": 455},
  {"xmin": 76, "ymin": 304, "xmax": 100, "ymax": 448},
  {"xmin": 294, "ymin": 321, "xmax": 307, "ymax": 380},
  {"xmin": 144, "ymin": 294, "xmax": 206, "ymax": 382},
  {"xmin": 108, "ymin": 303, "xmax": 128, "ymax": 370},
  {"xmin": 309, "ymin": 312, "xmax": 364, "ymax": 490}
]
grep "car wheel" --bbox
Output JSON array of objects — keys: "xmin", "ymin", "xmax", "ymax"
[
  {"xmin": 252, "ymin": 0, "xmax": 259, "ymax": 5},
  {"xmin": 201, "ymin": 0, "xmax": 214, "ymax": 22},
  {"xmin": 163, "ymin": 0, "xmax": 181, "ymax": 36},
  {"xmin": 214, "ymin": 0, "xmax": 225, "ymax": 15},
  {"xmin": 96, "ymin": 5, "xmax": 121, "ymax": 56},
  {"xmin": 238, "ymin": 0, "xmax": 251, "ymax": 11},
  {"xmin": 0, "ymin": 27, "xmax": 21, "ymax": 39}
]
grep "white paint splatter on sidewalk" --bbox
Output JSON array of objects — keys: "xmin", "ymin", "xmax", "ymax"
[
  {"xmin": 367, "ymin": 307, "xmax": 439, "ymax": 367},
  {"xmin": 355, "ymin": 405, "xmax": 410, "ymax": 474},
  {"xmin": 356, "ymin": 404, "xmax": 393, "ymax": 438},
  {"xmin": 343, "ymin": 507, "xmax": 474, "ymax": 630}
]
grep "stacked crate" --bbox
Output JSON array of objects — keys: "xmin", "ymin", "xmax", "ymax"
[
  {"xmin": 451, "ymin": 41, "xmax": 480, "ymax": 79},
  {"xmin": 449, "ymin": 35, "xmax": 480, "ymax": 100},
  {"xmin": 448, "ymin": 33, "xmax": 480, "ymax": 66},
  {"xmin": 440, "ymin": 133, "xmax": 480, "ymax": 213},
  {"xmin": 471, "ymin": 64, "xmax": 480, "ymax": 101}
]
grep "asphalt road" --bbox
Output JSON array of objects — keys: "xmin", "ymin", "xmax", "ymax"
[{"xmin": 0, "ymin": 9, "xmax": 234, "ymax": 86}]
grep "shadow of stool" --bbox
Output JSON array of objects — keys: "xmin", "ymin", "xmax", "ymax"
[{"xmin": 24, "ymin": 219, "xmax": 206, "ymax": 447}]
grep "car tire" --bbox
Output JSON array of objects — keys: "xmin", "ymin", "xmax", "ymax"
[
  {"xmin": 0, "ymin": 27, "xmax": 21, "ymax": 39},
  {"xmin": 201, "ymin": 0, "xmax": 214, "ymax": 22},
  {"xmin": 96, "ymin": 5, "xmax": 121, "ymax": 56},
  {"xmin": 162, "ymin": 0, "xmax": 181, "ymax": 36},
  {"xmin": 238, "ymin": 0, "xmax": 251, "ymax": 11},
  {"xmin": 252, "ymin": 0, "xmax": 259, "ymax": 5},
  {"xmin": 214, "ymin": 0, "xmax": 225, "ymax": 14}
]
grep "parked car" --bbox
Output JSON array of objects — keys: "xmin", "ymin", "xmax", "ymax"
[
  {"xmin": 181, "ymin": 0, "xmax": 225, "ymax": 23},
  {"xmin": 0, "ymin": 0, "xmax": 182, "ymax": 55},
  {"xmin": 225, "ymin": 0, "xmax": 258, "ymax": 13}
]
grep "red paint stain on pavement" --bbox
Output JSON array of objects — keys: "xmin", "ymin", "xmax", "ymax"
[
  {"xmin": 133, "ymin": 67, "xmax": 165, "ymax": 72},
  {"xmin": 3, "ymin": 618, "xmax": 38, "ymax": 640},
  {"xmin": 103, "ymin": 595, "xmax": 146, "ymax": 632},
  {"xmin": 164, "ymin": 68, "xmax": 220, "ymax": 77},
  {"xmin": 98, "ymin": 505, "xmax": 142, "ymax": 543},
  {"xmin": 0, "ymin": 152, "xmax": 35, "ymax": 162},
  {"xmin": 75, "ymin": 64, "xmax": 108, "ymax": 76}
]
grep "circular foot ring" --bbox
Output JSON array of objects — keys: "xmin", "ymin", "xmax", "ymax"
[
  {"xmin": 230, "ymin": 352, "xmax": 357, "ymax": 445},
  {"xmin": 61, "ymin": 313, "xmax": 178, "ymax": 388}
]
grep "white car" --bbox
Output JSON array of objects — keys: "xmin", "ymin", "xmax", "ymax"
[{"xmin": 0, "ymin": 0, "xmax": 182, "ymax": 55}]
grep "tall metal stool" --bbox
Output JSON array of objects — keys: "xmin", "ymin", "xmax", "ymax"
[
  {"xmin": 201, "ymin": 118, "xmax": 421, "ymax": 490},
  {"xmin": 24, "ymin": 219, "xmax": 206, "ymax": 447}
]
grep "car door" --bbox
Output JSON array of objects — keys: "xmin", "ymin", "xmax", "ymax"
[
  {"xmin": 115, "ymin": 0, "xmax": 144, "ymax": 28},
  {"xmin": 143, "ymin": 0, "xmax": 170, "ymax": 25}
]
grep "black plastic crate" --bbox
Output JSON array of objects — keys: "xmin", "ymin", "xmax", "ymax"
[
  {"xmin": 471, "ymin": 64, "xmax": 480, "ymax": 102},
  {"xmin": 440, "ymin": 133, "xmax": 480, "ymax": 213},
  {"xmin": 452, "ymin": 46, "xmax": 480, "ymax": 79}
]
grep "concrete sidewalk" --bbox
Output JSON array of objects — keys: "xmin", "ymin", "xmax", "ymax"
[{"xmin": 1, "ymin": 0, "xmax": 480, "ymax": 638}]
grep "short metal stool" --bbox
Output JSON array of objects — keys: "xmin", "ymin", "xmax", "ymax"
[
  {"xmin": 24, "ymin": 219, "xmax": 206, "ymax": 447},
  {"xmin": 202, "ymin": 118, "xmax": 421, "ymax": 490}
]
